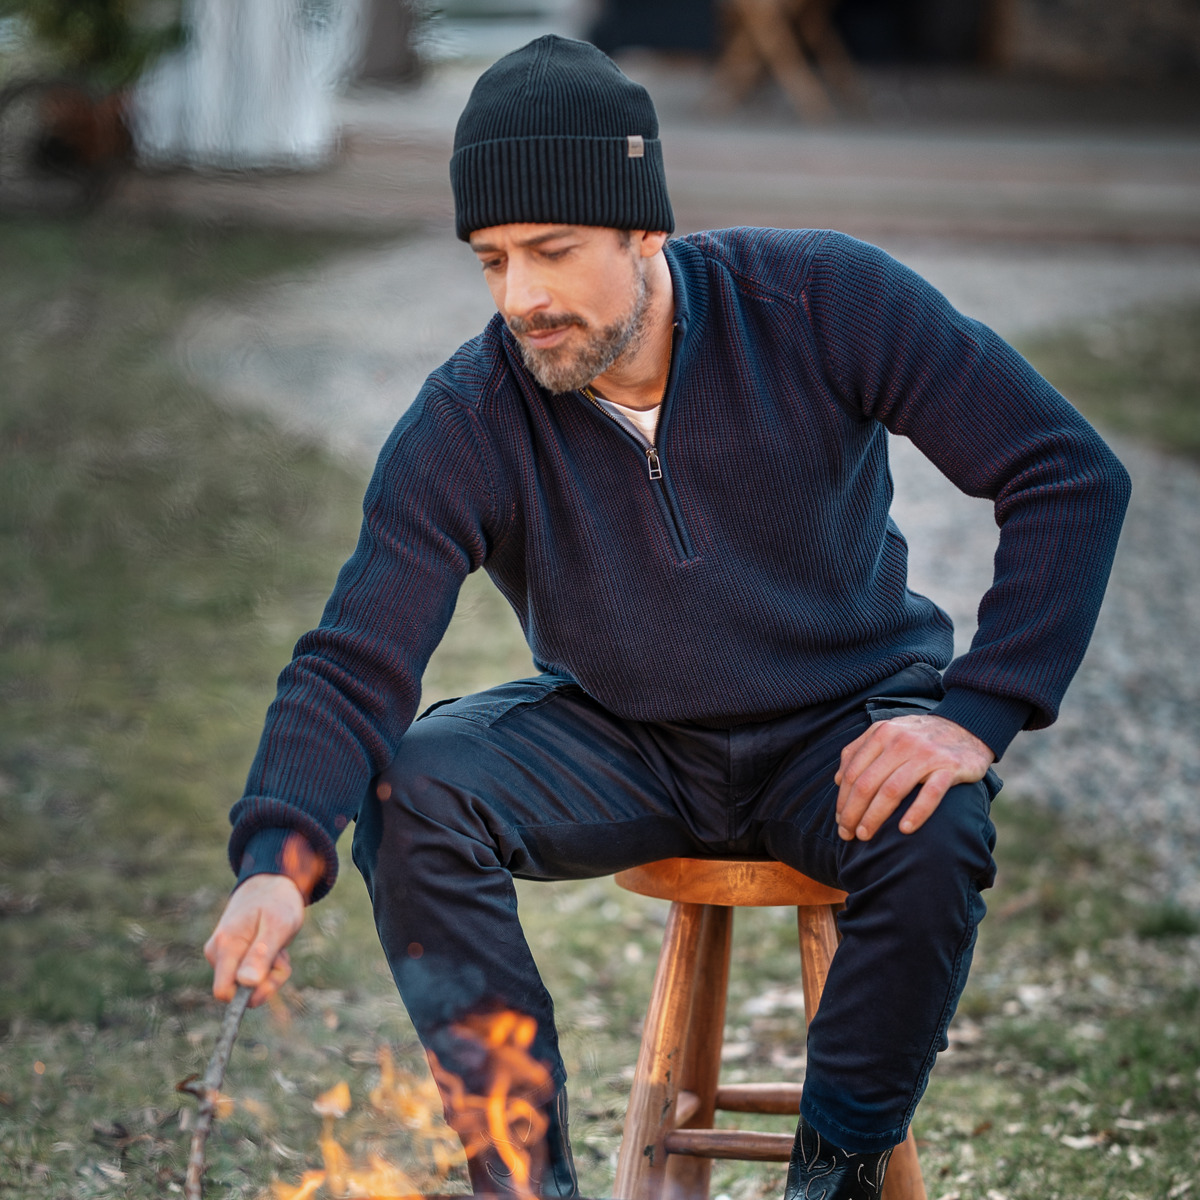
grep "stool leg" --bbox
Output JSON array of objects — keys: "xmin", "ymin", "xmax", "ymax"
[
  {"xmin": 664, "ymin": 904, "xmax": 733, "ymax": 1200},
  {"xmin": 797, "ymin": 903, "xmax": 840, "ymax": 1026},
  {"xmin": 797, "ymin": 905, "xmax": 928, "ymax": 1200},
  {"xmin": 615, "ymin": 900, "xmax": 705, "ymax": 1200},
  {"xmin": 881, "ymin": 1131, "xmax": 927, "ymax": 1200}
]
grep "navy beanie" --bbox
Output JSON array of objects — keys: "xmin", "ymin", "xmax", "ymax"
[{"xmin": 450, "ymin": 35, "xmax": 675, "ymax": 241}]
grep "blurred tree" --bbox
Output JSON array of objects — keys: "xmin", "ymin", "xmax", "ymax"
[{"xmin": 0, "ymin": 0, "xmax": 184, "ymax": 88}]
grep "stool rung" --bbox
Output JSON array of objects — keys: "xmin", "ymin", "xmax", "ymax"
[
  {"xmin": 675, "ymin": 1090, "xmax": 702, "ymax": 1125},
  {"xmin": 664, "ymin": 1129, "xmax": 794, "ymax": 1161},
  {"xmin": 715, "ymin": 1082, "xmax": 803, "ymax": 1114}
]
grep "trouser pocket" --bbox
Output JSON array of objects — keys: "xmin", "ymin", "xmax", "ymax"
[{"xmin": 416, "ymin": 673, "xmax": 578, "ymax": 728}]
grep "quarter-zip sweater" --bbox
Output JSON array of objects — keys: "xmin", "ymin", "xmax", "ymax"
[{"xmin": 231, "ymin": 228, "xmax": 1131, "ymax": 900}]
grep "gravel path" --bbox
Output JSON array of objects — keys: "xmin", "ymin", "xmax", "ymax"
[{"xmin": 181, "ymin": 232, "xmax": 1200, "ymax": 907}]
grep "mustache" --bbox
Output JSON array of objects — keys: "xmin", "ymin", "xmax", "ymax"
[{"xmin": 506, "ymin": 312, "xmax": 587, "ymax": 336}]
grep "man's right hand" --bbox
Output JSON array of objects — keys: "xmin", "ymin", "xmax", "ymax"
[{"xmin": 205, "ymin": 874, "xmax": 306, "ymax": 1007}]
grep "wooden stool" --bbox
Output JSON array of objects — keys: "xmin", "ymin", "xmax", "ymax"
[
  {"xmin": 714, "ymin": 0, "xmax": 864, "ymax": 120},
  {"xmin": 612, "ymin": 858, "xmax": 925, "ymax": 1200}
]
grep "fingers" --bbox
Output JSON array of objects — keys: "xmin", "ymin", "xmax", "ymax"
[
  {"xmin": 205, "ymin": 875, "xmax": 306, "ymax": 1006},
  {"xmin": 835, "ymin": 724, "xmax": 892, "ymax": 840},
  {"xmin": 835, "ymin": 714, "xmax": 990, "ymax": 842},
  {"xmin": 247, "ymin": 948, "xmax": 292, "ymax": 1008},
  {"xmin": 209, "ymin": 918, "xmax": 291, "ymax": 1006},
  {"xmin": 838, "ymin": 755, "xmax": 929, "ymax": 841},
  {"xmin": 236, "ymin": 931, "xmax": 285, "ymax": 997},
  {"xmin": 205, "ymin": 925, "xmax": 246, "ymax": 1003},
  {"xmin": 897, "ymin": 772, "xmax": 955, "ymax": 835}
]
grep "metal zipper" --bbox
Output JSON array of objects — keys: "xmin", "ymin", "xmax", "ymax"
[
  {"xmin": 580, "ymin": 387, "xmax": 664, "ymax": 481},
  {"xmin": 579, "ymin": 389, "xmax": 689, "ymax": 557}
]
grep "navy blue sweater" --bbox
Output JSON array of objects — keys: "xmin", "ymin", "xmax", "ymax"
[{"xmin": 231, "ymin": 228, "xmax": 1131, "ymax": 899}]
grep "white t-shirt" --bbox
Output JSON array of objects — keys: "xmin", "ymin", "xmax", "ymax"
[{"xmin": 591, "ymin": 395, "xmax": 661, "ymax": 446}]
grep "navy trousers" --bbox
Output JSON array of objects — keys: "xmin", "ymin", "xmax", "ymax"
[{"xmin": 352, "ymin": 662, "xmax": 999, "ymax": 1154}]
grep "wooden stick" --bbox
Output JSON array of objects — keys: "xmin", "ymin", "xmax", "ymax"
[{"xmin": 178, "ymin": 985, "xmax": 253, "ymax": 1200}]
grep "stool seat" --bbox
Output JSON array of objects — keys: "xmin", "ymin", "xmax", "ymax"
[
  {"xmin": 616, "ymin": 857, "xmax": 846, "ymax": 908},
  {"xmin": 612, "ymin": 857, "xmax": 926, "ymax": 1200}
]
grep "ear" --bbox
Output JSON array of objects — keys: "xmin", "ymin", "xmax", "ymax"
[{"xmin": 630, "ymin": 230, "xmax": 669, "ymax": 259}]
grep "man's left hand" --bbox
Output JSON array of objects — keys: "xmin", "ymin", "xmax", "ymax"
[{"xmin": 835, "ymin": 713, "xmax": 993, "ymax": 841}]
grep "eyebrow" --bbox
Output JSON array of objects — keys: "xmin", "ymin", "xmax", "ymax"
[{"xmin": 470, "ymin": 227, "xmax": 578, "ymax": 253}]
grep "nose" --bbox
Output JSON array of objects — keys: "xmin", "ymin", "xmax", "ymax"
[{"xmin": 501, "ymin": 255, "xmax": 552, "ymax": 322}]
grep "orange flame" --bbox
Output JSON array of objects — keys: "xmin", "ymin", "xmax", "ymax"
[
  {"xmin": 265, "ymin": 1012, "xmax": 551, "ymax": 1200},
  {"xmin": 430, "ymin": 1010, "xmax": 553, "ymax": 1200}
]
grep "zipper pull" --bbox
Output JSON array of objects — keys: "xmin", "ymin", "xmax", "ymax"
[{"xmin": 646, "ymin": 446, "xmax": 663, "ymax": 480}]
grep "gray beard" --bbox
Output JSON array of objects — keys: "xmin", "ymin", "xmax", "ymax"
[{"xmin": 511, "ymin": 267, "xmax": 650, "ymax": 395}]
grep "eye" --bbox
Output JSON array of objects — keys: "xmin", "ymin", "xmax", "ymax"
[{"xmin": 478, "ymin": 257, "xmax": 503, "ymax": 273}]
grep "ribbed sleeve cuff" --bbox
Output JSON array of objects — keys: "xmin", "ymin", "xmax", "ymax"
[
  {"xmin": 235, "ymin": 828, "xmax": 328, "ymax": 903},
  {"xmin": 932, "ymin": 688, "xmax": 1033, "ymax": 761}
]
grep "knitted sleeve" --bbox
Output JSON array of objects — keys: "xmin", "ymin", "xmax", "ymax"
[
  {"xmin": 802, "ymin": 232, "xmax": 1131, "ymax": 756},
  {"xmin": 227, "ymin": 383, "xmax": 501, "ymax": 901}
]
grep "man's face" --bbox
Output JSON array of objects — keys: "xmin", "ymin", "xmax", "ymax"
[{"xmin": 469, "ymin": 223, "xmax": 651, "ymax": 394}]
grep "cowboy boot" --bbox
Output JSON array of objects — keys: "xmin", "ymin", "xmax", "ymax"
[
  {"xmin": 465, "ymin": 1086, "xmax": 578, "ymax": 1198},
  {"xmin": 784, "ymin": 1115, "xmax": 894, "ymax": 1200}
]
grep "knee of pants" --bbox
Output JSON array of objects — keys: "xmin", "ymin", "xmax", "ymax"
[
  {"xmin": 353, "ymin": 715, "xmax": 512, "ymax": 891},
  {"xmin": 842, "ymin": 777, "xmax": 998, "ymax": 909}
]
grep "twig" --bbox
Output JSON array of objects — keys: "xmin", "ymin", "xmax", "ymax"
[{"xmin": 178, "ymin": 985, "xmax": 253, "ymax": 1200}]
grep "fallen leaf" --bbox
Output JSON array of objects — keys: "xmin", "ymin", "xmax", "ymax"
[{"xmin": 313, "ymin": 1080, "xmax": 351, "ymax": 1118}]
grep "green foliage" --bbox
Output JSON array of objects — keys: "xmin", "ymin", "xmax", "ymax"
[
  {"xmin": 1136, "ymin": 904, "xmax": 1200, "ymax": 939},
  {"xmin": 0, "ymin": 0, "xmax": 184, "ymax": 87}
]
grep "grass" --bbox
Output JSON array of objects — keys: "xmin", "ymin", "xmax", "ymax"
[
  {"xmin": 1016, "ymin": 301, "xmax": 1200, "ymax": 460},
  {"xmin": 0, "ymin": 214, "xmax": 1198, "ymax": 1199}
]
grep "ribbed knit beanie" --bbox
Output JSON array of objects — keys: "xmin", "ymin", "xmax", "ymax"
[{"xmin": 450, "ymin": 35, "xmax": 674, "ymax": 241}]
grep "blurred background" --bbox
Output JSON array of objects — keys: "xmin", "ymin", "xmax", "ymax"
[{"xmin": 1, "ymin": 2, "xmax": 1199, "ymax": 1198}]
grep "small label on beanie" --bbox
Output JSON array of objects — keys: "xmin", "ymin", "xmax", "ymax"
[{"xmin": 627, "ymin": 135, "xmax": 645, "ymax": 159}]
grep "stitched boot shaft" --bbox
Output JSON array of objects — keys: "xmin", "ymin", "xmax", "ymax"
[
  {"xmin": 784, "ymin": 1117, "xmax": 894, "ymax": 1200},
  {"xmin": 464, "ymin": 1087, "xmax": 578, "ymax": 1197}
]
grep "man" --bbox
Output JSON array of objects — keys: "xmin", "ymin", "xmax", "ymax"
[{"xmin": 204, "ymin": 35, "xmax": 1130, "ymax": 1200}]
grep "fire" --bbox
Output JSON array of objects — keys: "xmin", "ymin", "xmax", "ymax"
[
  {"xmin": 430, "ymin": 1010, "xmax": 553, "ymax": 1200},
  {"xmin": 265, "ymin": 1059, "xmax": 449, "ymax": 1199},
  {"xmin": 264, "ymin": 1011, "xmax": 552, "ymax": 1200}
]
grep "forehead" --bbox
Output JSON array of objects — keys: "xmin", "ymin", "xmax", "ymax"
[{"xmin": 468, "ymin": 223, "xmax": 626, "ymax": 252}]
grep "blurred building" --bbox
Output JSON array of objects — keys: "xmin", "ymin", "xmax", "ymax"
[
  {"xmin": 588, "ymin": 0, "xmax": 1200, "ymax": 80},
  {"xmin": 995, "ymin": 0, "xmax": 1200, "ymax": 80}
]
